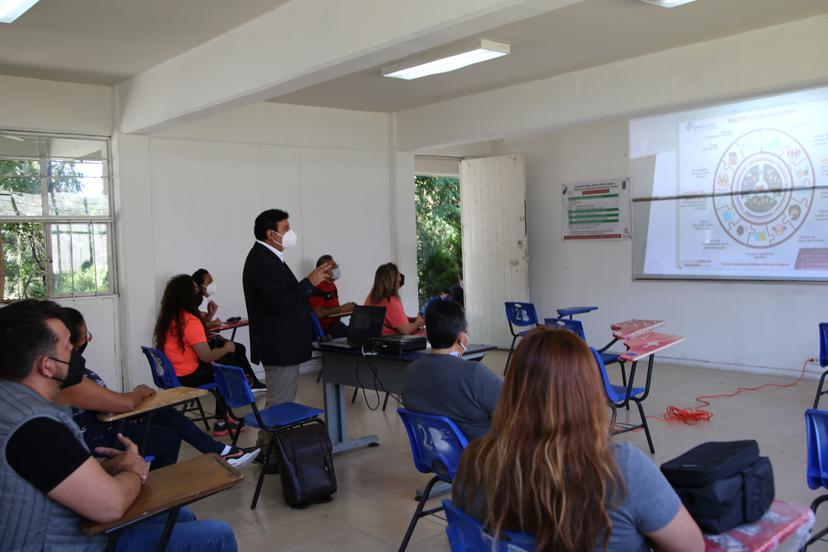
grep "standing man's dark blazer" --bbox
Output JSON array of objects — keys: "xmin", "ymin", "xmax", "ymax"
[{"xmin": 242, "ymin": 242, "xmax": 315, "ymax": 366}]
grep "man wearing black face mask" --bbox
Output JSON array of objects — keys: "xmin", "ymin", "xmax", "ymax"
[{"xmin": 0, "ymin": 299, "xmax": 239, "ymax": 551}]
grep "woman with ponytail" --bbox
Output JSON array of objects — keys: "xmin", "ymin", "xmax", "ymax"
[{"xmin": 453, "ymin": 327, "xmax": 703, "ymax": 551}]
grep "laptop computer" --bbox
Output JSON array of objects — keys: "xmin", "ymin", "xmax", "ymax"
[{"xmin": 322, "ymin": 305, "xmax": 386, "ymax": 349}]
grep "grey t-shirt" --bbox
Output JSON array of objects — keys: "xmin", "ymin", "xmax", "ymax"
[
  {"xmin": 402, "ymin": 353, "xmax": 502, "ymax": 440},
  {"xmin": 602, "ymin": 443, "xmax": 682, "ymax": 551},
  {"xmin": 455, "ymin": 443, "xmax": 681, "ymax": 551}
]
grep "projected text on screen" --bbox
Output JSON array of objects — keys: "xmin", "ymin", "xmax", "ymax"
[{"xmin": 629, "ymin": 86, "xmax": 828, "ymax": 281}]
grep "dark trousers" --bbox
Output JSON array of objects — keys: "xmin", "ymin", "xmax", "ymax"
[
  {"xmin": 326, "ymin": 321, "xmax": 349, "ymax": 339},
  {"xmin": 208, "ymin": 337, "xmax": 262, "ymax": 384},
  {"xmin": 82, "ymin": 407, "xmax": 224, "ymax": 470},
  {"xmin": 178, "ymin": 362, "xmax": 226, "ymax": 419}
]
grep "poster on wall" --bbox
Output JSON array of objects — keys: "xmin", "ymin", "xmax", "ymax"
[{"xmin": 561, "ymin": 179, "xmax": 631, "ymax": 240}]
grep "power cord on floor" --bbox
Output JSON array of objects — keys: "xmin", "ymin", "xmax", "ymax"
[{"xmin": 652, "ymin": 358, "xmax": 816, "ymax": 425}]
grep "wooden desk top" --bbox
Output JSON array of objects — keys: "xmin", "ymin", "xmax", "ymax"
[
  {"xmin": 97, "ymin": 387, "xmax": 209, "ymax": 422},
  {"xmin": 213, "ymin": 319, "xmax": 249, "ymax": 332},
  {"xmin": 81, "ymin": 453, "xmax": 243, "ymax": 535}
]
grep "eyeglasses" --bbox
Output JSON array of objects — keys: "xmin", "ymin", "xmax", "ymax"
[{"xmin": 86, "ymin": 331, "xmax": 93, "ymax": 342}]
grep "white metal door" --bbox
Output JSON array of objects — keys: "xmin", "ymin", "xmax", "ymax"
[{"xmin": 460, "ymin": 154, "xmax": 529, "ymax": 349}]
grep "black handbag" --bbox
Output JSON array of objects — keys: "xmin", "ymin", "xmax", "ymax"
[
  {"xmin": 273, "ymin": 418, "xmax": 337, "ymax": 508},
  {"xmin": 660, "ymin": 440, "xmax": 774, "ymax": 533}
]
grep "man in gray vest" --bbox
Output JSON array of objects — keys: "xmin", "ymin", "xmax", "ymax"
[{"xmin": 0, "ymin": 299, "xmax": 238, "ymax": 551}]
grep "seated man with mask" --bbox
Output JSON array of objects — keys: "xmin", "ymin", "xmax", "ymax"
[
  {"xmin": 307, "ymin": 254, "xmax": 356, "ymax": 339},
  {"xmin": 402, "ymin": 300, "xmax": 502, "ymax": 441},
  {"xmin": 0, "ymin": 299, "xmax": 237, "ymax": 551}
]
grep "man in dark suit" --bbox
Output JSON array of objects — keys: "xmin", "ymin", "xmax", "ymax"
[{"xmin": 242, "ymin": 209, "xmax": 331, "ymax": 413}]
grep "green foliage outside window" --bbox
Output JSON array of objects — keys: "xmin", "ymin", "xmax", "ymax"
[
  {"xmin": 0, "ymin": 157, "xmax": 109, "ymax": 300},
  {"xmin": 415, "ymin": 175, "xmax": 462, "ymax": 307}
]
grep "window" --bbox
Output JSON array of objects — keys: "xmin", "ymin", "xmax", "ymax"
[{"xmin": 0, "ymin": 131, "xmax": 115, "ymax": 300}]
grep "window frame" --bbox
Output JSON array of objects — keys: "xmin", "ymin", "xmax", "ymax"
[{"xmin": 0, "ymin": 129, "xmax": 118, "ymax": 300}]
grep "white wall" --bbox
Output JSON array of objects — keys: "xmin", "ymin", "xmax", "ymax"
[
  {"xmin": 492, "ymin": 120, "xmax": 822, "ymax": 376},
  {"xmin": 0, "ymin": 75, "xmax": 122, "ymax": 386},
  {"xmin": 397, "ymin": 13, "xmax": 828, "ymax": 377},
  {"xmin": 117, "ymin": 102, "xmax": 412, "ymax": 387}
]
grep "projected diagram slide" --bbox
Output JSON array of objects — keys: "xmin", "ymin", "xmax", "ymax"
[{"xmin": 677, "ymin": 105, "xmax": 828, "ymax": 276}]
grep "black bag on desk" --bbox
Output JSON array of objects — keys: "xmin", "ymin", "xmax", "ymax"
[
  {"xmin": 273, "ymin": 418, "xmax": 337, "ymax": 508},
  {"xmin": 660, "ymin": 440, "xmax": 774, "ymax": 534}
]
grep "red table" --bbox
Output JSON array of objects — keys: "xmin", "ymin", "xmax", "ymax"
[
  {"xmin": 212, "ymin": 319, "xmax": 248, "ymax": 341},
  {"xmin": 703, "ymin": 500, "xmax": 814, "ymax": 552},
  {"xmin": 610, "ymin": 319, "xmax": 665, "ymax": 339},
  {"xmin": 619, "ymin": 331, "xmax": 684, "ymax": 362}
]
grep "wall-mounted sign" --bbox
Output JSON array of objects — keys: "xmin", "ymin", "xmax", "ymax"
[{"xmin": 562, "ymin": 179, "xmax": 631, "ymax": 240}]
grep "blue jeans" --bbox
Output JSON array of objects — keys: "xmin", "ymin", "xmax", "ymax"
[{"xmin": 116, "ymin": 507, "xmax": 236, "ymax": 552}]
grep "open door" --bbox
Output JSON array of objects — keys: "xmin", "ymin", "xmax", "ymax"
[{"xmin": 460, "ymin": 154, "xmax": 529, "ymax": 348}]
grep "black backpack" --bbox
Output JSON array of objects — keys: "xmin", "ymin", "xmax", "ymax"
[
  {"xmin": 660, "ymin": 440, "xmax": 774, "ymax": 533},
  {"xmin": 273, "ymin": 418, "xmax": 337, "ymax": 508}
]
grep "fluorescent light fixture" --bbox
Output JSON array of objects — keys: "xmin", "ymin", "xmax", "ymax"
[
  {"xmin": 639, "ymin": 0, "xmax": 698, "ymax": 7},
  {"xmin": 382, "ymin": 39, "xmax": 510, "ymax": 80},
  {"xmin": 0, "ymin": 0, "xmax": 39, "ymax": 23}
]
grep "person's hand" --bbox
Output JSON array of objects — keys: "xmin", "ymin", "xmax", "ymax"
[
  {"xmin": 309, "ymin": 262, "xmax": 333, "ymax": 286},
  {"xmin": 223, "ymin": 340, "xmax": 236, "ymax": 354},
  {"xmin": 96, "ymin": 434, "xmax": 149, "ymax": 482},
  {"xmin": 133, "ymin": 384, "xmax": 156, "ymax": 400},
  {"xmin": 340, "ymin": 302, "xmax": 356, "ymax": 314},
  {"xmin": 415, "ymin": 314, "xmax": 425, "ymax": 329},
  {"xmin": 207, "ymin": 300, "xmax": 219, "ymax": 319}
]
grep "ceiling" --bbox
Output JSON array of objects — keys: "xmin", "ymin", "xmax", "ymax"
[
  {"xmin": 272, "ymin": 0, "xmax": 828, "ymax": 112},
  {"xmin": 0, "ymin": 0, "xmax": 290, "ymax": 85}
]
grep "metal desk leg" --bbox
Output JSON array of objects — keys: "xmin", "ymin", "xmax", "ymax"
[
  {"xmin": 324, "ymin": 379, "xmax": 379, "ymax": 454},
  {"xmin": 104, "ymin": 532, "xmax": 119, "ymax": 552},
  {"xmin": 230, "ymin": 328, "xmax": 237, "ymax": 341},
  {"xmin": 155, "ymin": 506, "xmax": 181, "ymax": 552},
  {"xmin": 140, "ymin": 412, "xmax": 154, "ymax": 456}
]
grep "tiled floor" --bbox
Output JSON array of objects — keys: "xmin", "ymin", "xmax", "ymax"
[{"xmin": 182, "ymin": 350, "xmax": 828, "ymax": 551}]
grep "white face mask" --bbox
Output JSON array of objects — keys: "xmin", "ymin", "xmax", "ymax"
[
  {"xmin": 331, "ymin": 267, "xmax": 341, "ymax": 281},
  {"xmin": 276, "ymin": 229, "xmax": 298, "ymax": 249},
  {"xmin": 205, "ymin": 282, "xmax": 218, "ymax": 296},
  {"xmin": 450, "ymin": 332, "xmax": 469, "ymax": 357}
]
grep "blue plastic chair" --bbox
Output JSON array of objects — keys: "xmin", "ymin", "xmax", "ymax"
[
  {"xmin": 212, "ymin": 363, "xmax": 324, "ymax": 509},
  {"xmin": 591, "ymin": 348, "xmax": 655, "ymax": 454},
  {"xmin": 804, "ymin": 409, "xmax": 828, "ymax": 550},
  {"xmin": 397, "ymin": 408, "xmax": 469, "ymax": 551},
  {"xmin": 443, "ymin": 499, "xmax": 535, "ymax": 552},
  {"xmin": 812, "ymin": 324, "xmax": 828, "ymax": 409},
  {"xmin": 140, "ymin": 346, "xmax": 217, "ymax": 431},
  {"xmin": 312, "ymin": 312, "xmax": 327, "ymax": 383},
  {"xmin": 505, "ymin": 302, "xmax": 540, "ymax": 373},
  {"xmin": 310, "ymin": 312, "xmax": 325, "ymax": 341},
  {"xmin": 545, "ymin": 317, "xmax": 628, "ymax": 391}
]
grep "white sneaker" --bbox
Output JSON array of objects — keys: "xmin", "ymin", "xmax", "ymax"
[{"xmin": 222, "ymin": 446, "xmax": 261, "ymax": 469}]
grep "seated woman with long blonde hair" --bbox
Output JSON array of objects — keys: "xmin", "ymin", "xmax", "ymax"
[{"xmin": 453, "ymin": 327, "xmax": 703, "ymax": 552}]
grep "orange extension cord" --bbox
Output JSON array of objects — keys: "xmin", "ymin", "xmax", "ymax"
[{"xmin": 651, "ymin": 359, "xmax": 814, "ymax": 425}]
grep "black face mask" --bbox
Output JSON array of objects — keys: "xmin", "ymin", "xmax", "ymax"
[
  {"xmin": 49, "ymin": 351, "xmax": 85, "ymax": 389},
  {"xmin": 193, "ymin": 291, "xmax": 203, "ymax": 308},
  {"xmin": 77, "ymin": 341, "xmax": 88, "ymax": 356},
  {"xmin": 399, "ymin": 273, "xmax": 405, "ymax": 288}
]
